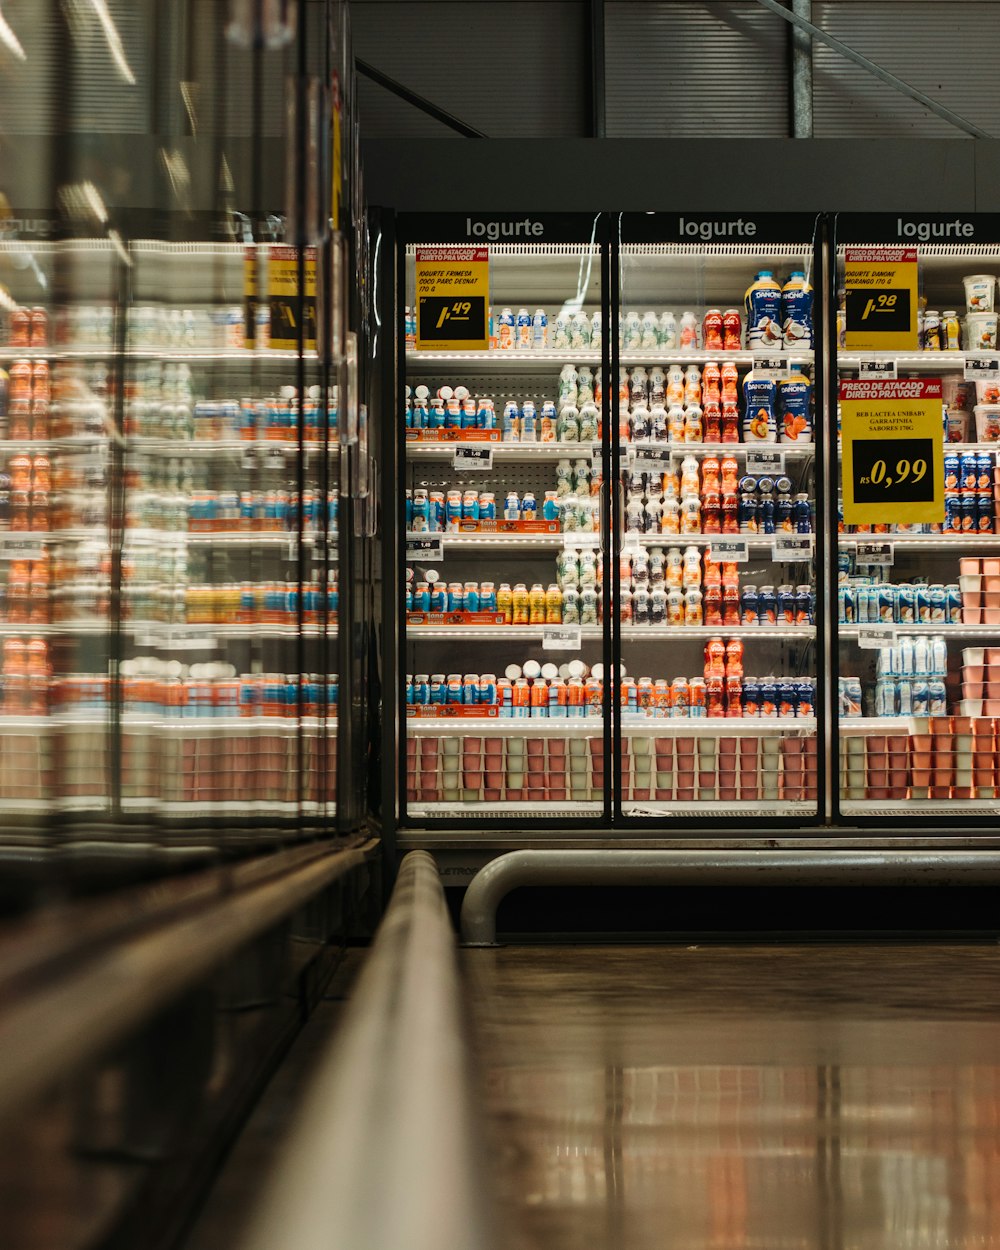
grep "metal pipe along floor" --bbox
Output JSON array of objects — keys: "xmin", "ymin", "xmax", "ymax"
[{"xmin": 462, "ymin": 944, "xmax": 1000, "ymax": 1250}]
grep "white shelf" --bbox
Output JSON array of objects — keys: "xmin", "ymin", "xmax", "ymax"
[
  {"xmin": 405, "ymin": 439, "xmax": 815, "ymax": 459},
  {"xmin": 409, "ymin": 800, "xmax": 603, "ymax": 815},
  {"xmin": 623, "ymin": 800, "xmax": 817, "ymax": 816},
  {"xmin": 407, "ymin": 531, "xmax": 813, "ymax": 551},
  {"xmin": 0, "ymin": 347, "xmax": 321, "ymax": 363},
  {"xmin": 838, "ymin": 350, "xmax": 988, "ymax": 371},
  {"xmin": 840, "ymin": 716, "xmax": 940, "ymax": 733},
  {"xmin": 839, "ymin": 625, "xmax": 990, "ymax": 638},
  {"xmin": 620, "ymin": 350, "xmax": 815, "ymax": 367},
  {"xmin": 407, "ymin": 349, "xmax": 598, "ymax": 367},
  {"xmin": 406, "ymin": 625, "xmax": 602, "ymax": 641},
  {"xmin": 622, "ymin": 625, "xmax": 815, "ymax": 640},
  {"xmin": 407, "ymin": 716, "xmax": 817, "ymax": 735},
  {"xmin": 840, "ymin": 534, "xmax": 1000, "ymax": 548},
  {"xmin": 128, "ymin": 437, "xmax": 330, "ymax": 457},
  {"xmin": 841, "ymin": 799, "xmax": 1000, "ymax": 815},
  {"xmin": 407, "ymin": 717, "xmax": 601, "ymax": 734},
  {"xmin": 404, "ymin": 624, "xmax": 814, "ymax": 641}
]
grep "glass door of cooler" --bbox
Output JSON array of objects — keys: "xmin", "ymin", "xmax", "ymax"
[
  {"xmin": 834, "ymin": 214, "xmax": 1000, "ymax": 825},
  {"xmin": 399, "ymin": 213, "xmax": 610, "ymax": 825},
  {"xmin": 616, "ymin": 215, "xmax": 824, "ymax": 824},
  {"xmin": 0, "ymin": 237, "xmax": 118, "ymax": 828}
]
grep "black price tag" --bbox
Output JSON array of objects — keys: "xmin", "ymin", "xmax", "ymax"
[
  {"xmin": 855, "ymin": 542, "xmax": 894, "ymax": 565},
  {"xmin": 845, "ymin": 287, "xmax": 911, "ymax": 335},
  {"xmin": 852, "ymin": 437, "xmax": 935, "ymax": 505},
  {"xmin": 965, "ymin": 357, "xmax": 1000, "ymax": 382},
  {"xmin": 416, "ymin": 294, "xmax": 486, "ymax": 345},
  {"xmin": 406, "ymin": 536, "xmax": 444, "ymax": 561},
  {"xmin": 859, "ymin": 359, "xmax": 898, "ymax": 380},
  {"xmin": 708, "ymin": 538, "xmax": 749, "ymax": 563},
  {"xmin": 453, "ymin": 445, "xmax": 493, "ymax": 471},
  {"xmin": 746, "ymin": 449, "xmax": 785, "ymax": 475}
]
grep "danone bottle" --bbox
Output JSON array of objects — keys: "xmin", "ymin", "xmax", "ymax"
[
  {"xmin": 779, "ymin": 363, "xmax": 812, "ymax": 443},
  {"xmin": 744, "ymin": 270, "xmax": 783, "ymax": 352},
  {"xmin": 782, "ymin": 271, "xmax": 813, "ymax": 349},
  {"xmin": 742, "ymin": 370, "xmax": 778, "ymax": 443}
]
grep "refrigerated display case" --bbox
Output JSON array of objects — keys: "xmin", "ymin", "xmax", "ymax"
[
  {"xmin": 0, "ymin": 0, "xmax": 368, "ymax": 863},
  {"xmin": 833, "ymin": 213, "xmax": 1000, "ymax": 824},
  {"xmin": 397, "ymin": 214, "xmax": 612, "ymax": 825},
  {"xmin": 394, "ymin": 211, "xmax": 826, "ymax": 831},
  {"xmin": 616, "ymin": 214, "xmax": 825, "ymax": 824}
]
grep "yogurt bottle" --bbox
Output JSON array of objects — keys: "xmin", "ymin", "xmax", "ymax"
[
  {"xmin": 744, "ymin": 270, "xmax": 783, "ymax": 353},
  {"xmin": 781, "ymin": 271, "xmax": 813, "ymax": 349}
]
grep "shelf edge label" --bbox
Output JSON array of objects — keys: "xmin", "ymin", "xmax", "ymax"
[
  {"xmin": 745, "ymin": 449, "xmax": 785, "ymax": 475},
  {"xmin": 453, "ymin": 444, "xmax": 494, "ymax": 471},
  {"xmin": 406, "ymin": 535, "xmax": 444, "ymax": 561},
  {"xmin": 965, "ymin": 356, "xmax": 1000, "ymax": 382},
  {"xmin": 542, "ymin": 625, "xmax": 582, "ymax": 651},
  {"xmin": 708, "ymin": 538, "xmax": 749, "ymax": 563},
  {"xmin": 854, "ymin": 541, "xmax": 894, "ymax": 565},
  {"xmin": 752, "ymin": 357, "xmax": 786, "ymax": 381},
  {"xmin": 772, "ymin": 535, "xmax": 814, "ymax": 561},
  {"xmin": 859, "ymin": 359, "xmax": 898, "ymax": 380},
  {"xmin": 856, "ymin": 624, "xmax": 898, "ymax": 649}
]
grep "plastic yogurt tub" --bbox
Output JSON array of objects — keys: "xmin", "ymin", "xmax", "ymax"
[
  {"xmin": 966, "ymin": 310, "xmax": 999, "ymax": 351},
  {"xmin": 964, "ymin": 274, "xmax": 996, "ymax": 313}
]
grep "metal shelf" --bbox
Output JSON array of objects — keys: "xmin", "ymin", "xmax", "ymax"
[
  {"xmin": 405, "ymin": 439, "xmax": 815, "ymax": 458},
  {"xmin": 406, "ymin": 349, "xmax": 599, "ymax": 367},
  {"xmin": 407, "ymin": 716, "xmax": 817, "ymax": 735},
  {"xmin": 839, "ymin": 534, "xmax": 1000, "ymax": 548},
  {"xmin": 839, "ymin": 625, "xmax": 993, "ymax": 639},
  {"xmin": 0, "ymin": 347, "xmax": 321, "ymax": 363},
  {"xmin": 620, "ymin": 350, "xmax": 815, "ymax": 367},
  {"xmin": 404, "ymin": 624, "xmax": 815, "ymax": 641},
  {"xmin": 838, "ymin": 351, "xmax": 989, "ymax": 371}
]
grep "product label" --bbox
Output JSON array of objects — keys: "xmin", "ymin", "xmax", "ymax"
[
  {"xmin": 839, "ymin": 378, "xmax": 944, "ymax": 526},
  {"xmin": 859, "ymin": 359, "xmax": 898, "ymax": 380},
  {"xmin": 844, "ymin": 247, "xmax": 918, "ymax": 351},
  {"xmin": 542, "ymin": 626, "xmax": 582, "ymax": 651},
  {"xmin": 453, "ymin": 445, "xmax": 493, "ymax": 471},
  {"xmin": 745, "ymin": 449, "xmax": 785, "ymax": 475},
  {"xmin": 965, "ymin": 356, "xmax": 1000, "ymax": 382},
  {"xmin": 405, "ymin": 536, "xmax": 444, "ymax": 561},
  {"xmin": 856, "ymin": 624, "xmax": 898, "ymax": 649},
  {"xmin": 708, "ymin": 538, "xmax": 749, "ymax": 563},
  {"xmin": 415, "ymin": 247, "xmax": 489, "ymax": 351}
]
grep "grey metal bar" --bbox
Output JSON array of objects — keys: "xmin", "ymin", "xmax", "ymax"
[
  {"xmin": 589, "ymin": 0, "xmax": 606, "ymax": 139},
  {"xmin": 237, "ymin": 850, "xmax": 497, "ymax": 1250},
  {"xmin": 460, "ymin": 849, "xmax": 1000, "ymax": 945},
  {"xmin": 0, "ymin": 839, "xmax": 379, "ymax": 1126},
  {"xmin": 790, "ymin": 0, "xmax": 813, "ymax": 138},
  {"xmin": 756, "ymin": 0, "xmax": 991, "ymax": 140},
  {"xmin": 355, "ymin": 59, "xmax": 487, "ymax": 139}
]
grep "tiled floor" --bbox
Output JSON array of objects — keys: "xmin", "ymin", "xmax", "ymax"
[{"xmin": 463, "ymin": 944, "xmax": 1000, "ymax": 1249}]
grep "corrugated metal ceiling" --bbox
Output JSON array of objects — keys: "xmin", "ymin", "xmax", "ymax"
[{"xmin": 813, "ymin": 1, "xmax": 999, "ymax": 138}]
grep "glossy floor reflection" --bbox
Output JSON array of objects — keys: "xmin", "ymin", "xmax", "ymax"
[{"xmin": 462, "ymin": 945, "xmax": 1000, "ymax": 1250}]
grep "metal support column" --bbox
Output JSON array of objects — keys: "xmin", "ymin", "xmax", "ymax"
[{"xmin": 789, "ymin": 0, "xmax": 813, "ymax": 138}]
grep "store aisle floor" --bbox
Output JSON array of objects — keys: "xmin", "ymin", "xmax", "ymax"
[{"xmin": 462, "ymin": 944, "xmax": 1000, "ymax": 1250}]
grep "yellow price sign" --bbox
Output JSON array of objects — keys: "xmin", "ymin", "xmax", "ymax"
[
  {"xmin": 415, "ymin": 246, "xmax": 489, "ymax": 351},
  {"xmin": 840, "ymin": 379, "xmax": 944, "ymax": 526},
  {"xmin": 844, "ymin": 246, "xmax": 918, "ymax": 350},
  {"xmin": 268, "ymin": 244, "xmax": 317, "ymax": 352}
]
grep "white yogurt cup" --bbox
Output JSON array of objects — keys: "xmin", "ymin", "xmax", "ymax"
[
  {"xmin": 966, "ymin": 311, "xmax": 999, "ymax": 351},
  {"xmin": 964, "ymin": 274, "xmax": 996, "ymax": 313}
]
